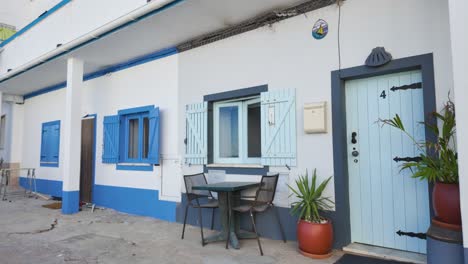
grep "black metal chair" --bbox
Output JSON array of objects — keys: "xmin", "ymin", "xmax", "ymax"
[
  {"xmin": 228, "ymin": 173, "xmax": 286, "ymax": 255},
  {"xmin": 181, "ymin": 173, "xmax": 219, "ymax": 246}
]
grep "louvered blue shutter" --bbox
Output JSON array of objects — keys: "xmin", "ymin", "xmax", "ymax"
[
  {"xmin": 50, "ymin": 122, "xmax": 60, "ymax": 163},
  {"xmin": 148, "ymin": 107, "xmax": 160, "ymax": 164},
  {"xmin": 260, "ymin": 89, "xmax": 297, "ymax": 166},
  {"xmin": 40, "ymin": 126, "xmax": 49, "ymax": 162},
  {"xmin": 102, "ymin": 115, "xmax": 120, "ymax": 163},
  {"xmin": 185, "ymin": 102, "xmax": 208, "ymax": 165}
]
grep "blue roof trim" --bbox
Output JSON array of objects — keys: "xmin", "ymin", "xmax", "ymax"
[
  {"xmin": 24, "ymin": 81, "xmax": 67, "ymax": 100},
  {"xmin": 24, "ymin": 46, "xmax": 178, "ymax": 100},
  {"xmin": 2, "ymin": 0, "xmax": 185, "ymax": 85},
  {"xmin": 0, "ymin": 0, "xmax": 71, "ymax": 49},
  {"xmin": 83, "ymin": 47, "xmax": 177, "ymax": 81}
]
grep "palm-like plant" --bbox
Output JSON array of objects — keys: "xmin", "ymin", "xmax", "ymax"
[
  {"xmin": 288, "ymin": 169, "xmax": 334, "ymax": 223},
  {"xmin": 380, "ymin": 100, "xmax": 458, "ymax": 183}
]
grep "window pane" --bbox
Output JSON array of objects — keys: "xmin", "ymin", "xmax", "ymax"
[
  {"xmin": 142, "ymin": 117, "xmax": 149, "ymax": 159},
  {"xmin": 128, "ymin": 118, "xmax": 139, "ymax": 159},
  {"xmin": 247, "ymin": 102, "xmax": 261, "ymax": 157},
  {"xmin": 219, "ymin": 106, "xmax": 239, "ymax": 158}
]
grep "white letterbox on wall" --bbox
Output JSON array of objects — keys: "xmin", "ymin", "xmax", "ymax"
[{"xmin": 303, "ymin": 101, "xmax": 327, "ymax": 133}]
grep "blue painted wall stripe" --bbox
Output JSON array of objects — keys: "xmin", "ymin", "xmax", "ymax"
[
  {"xmin": 464, "ymin": 248, "xmax": 468, "ymax": 264},
  {"xmin": 62, "ymin": 190, "xmax": 79, "ymax": 214},
  {"xmin": 3, "ymin": 0, "xmax": 185, "ymax": 87},
  {"xmin": 93, "ymin": 184, "xmax": 176, "ymax": 222},
  {"xmin": 23, "ymin": 47, "xmax": 178, "ymax": 100},
  {"xmin": 19, "ymin": 177, "xmax": 62, "ymax": 197},
  {"xmin": 19, "ymin": 177, "xmax": 176, "ymax": 222},
  {"xmin": 0, "ymin": 0, "xmax": 72, "ymax": 48}
]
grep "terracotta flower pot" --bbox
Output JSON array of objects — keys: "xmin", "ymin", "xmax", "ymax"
[
  {"xmin": 433, "ymin": 182, "xmax": 461, "ymax": 226},
  {"xmin": 297, "ymin": 219, "xmax": 333, "ymax": 259}
]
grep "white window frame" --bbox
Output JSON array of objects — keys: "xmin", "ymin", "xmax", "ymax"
[{"xmin": 213, "ymin": 97, "xmax": 261, "ymax": 165}]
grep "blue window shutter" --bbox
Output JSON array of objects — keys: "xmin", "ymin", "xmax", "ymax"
[
  {"xmin": 185, "ymin": 102, "xmax": 208, "ymax": 165},
  {"xmin": 148, "ymin": 107, "xmax": 160, "ymax": 164},
  {"xmin": 50, "ymin": 123, "xmax": 60, "ymax": 163},
  {"xmin": 40, "ymin": 126, "xmax": 49, "ymax": 162},
  {"xmin": 103, "ymin": 115, "xmax": 120, "ymax": 163},
  {"xmin": 40, "ymin": 121, "xmax": 60, "ymax": 166},
  {"xmin": 260, "ymin": 89, "xmax": 297, "ymax": 166}
]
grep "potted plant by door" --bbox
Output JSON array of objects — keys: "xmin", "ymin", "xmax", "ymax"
[
  {"xmin": 288, "ymin": 169, "xmax": 334, "ymax": 259},
  {"xmin": 381, "ymin": 100, "xmax": 460, "ymax": 227}
]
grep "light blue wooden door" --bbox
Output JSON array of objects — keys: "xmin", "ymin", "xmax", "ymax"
[{"xmin": 346, "ymin": 70, "xmax": 430, "ymax": 254}]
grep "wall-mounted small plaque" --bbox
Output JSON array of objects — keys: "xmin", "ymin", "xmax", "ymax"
[{"xmin": 312, "ymin": 19, "xmax": 328, "ymax": 40}]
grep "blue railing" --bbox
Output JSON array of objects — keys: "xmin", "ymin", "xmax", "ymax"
[{"xmin": 0, "ymin": 0, "xmax": 71, "ymax": 48}]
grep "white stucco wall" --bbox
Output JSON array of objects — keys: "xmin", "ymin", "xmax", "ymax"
[
  {"xmin": 448, "ymin": 0, "xmax": 468, "ymax": 248},
  {"xmin": 0, "ymin": 0, "xmax": 148, "ymax": 74},
  {"xmin": 0, "ymin": 0, "xmax": 60, "ymax": 30},
  {"xmin": 0, "ymin": 0, "xmax": 30, "ymax": 30},
  {"xmin": 19, "ymin": 54, "xmax": 179, "ymax": 198},
  {"xmin": 178, "ymin": 0, "xmax": 454, "ymax": 207},
  {"xmin": 9, "ymin": 103, "xmax": 23, "ymax": 163},
  {"xmin": 83, "ymin": 54, "xmax": 179, "ymax": 193},
  {"xmin": 9, "ymin": 0, "xmax": 455, "ymax": 208},
  {"xmin": 0, "ymin": 102, "xmax": 13, "ymax": 162},
  {"xmin": 22, "ymin": 88, "xmax": 66, "ymax": 182}
]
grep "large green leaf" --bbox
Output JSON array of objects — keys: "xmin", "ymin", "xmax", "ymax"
[{"xmin": 379, "ymin": 99, "xmax": 458, "ymax": 184}]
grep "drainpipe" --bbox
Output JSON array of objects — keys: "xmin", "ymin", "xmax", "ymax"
[{"xmin": 0, "ymin": 0, "xmax": 178, "ymax": 82}]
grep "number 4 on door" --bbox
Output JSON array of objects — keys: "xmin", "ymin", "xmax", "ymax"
[{"xmin": 380, "ymin": 90, "xmax": 387, "ymax": 99}]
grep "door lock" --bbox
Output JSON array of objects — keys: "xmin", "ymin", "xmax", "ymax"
[
  {"xmin": 352, "ymin": 150, "xmax": 359, "ymax": 157},
  {"xmin": 351, "ymin": 132, "xmax": 357, "ymax": 144}
]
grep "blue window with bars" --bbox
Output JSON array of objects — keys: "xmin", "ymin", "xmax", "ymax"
[{"xmin": 40, "ymin": 120, "xmax": 60, "ymax": 167}]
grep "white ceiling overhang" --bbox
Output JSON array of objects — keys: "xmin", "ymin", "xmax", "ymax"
[{"xmin": 0, "ymin": 0, "xmax": 317, "ymax": 96}]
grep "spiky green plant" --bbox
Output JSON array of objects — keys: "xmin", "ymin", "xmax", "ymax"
[
  {"xmin": 288, "ymin": 169, "xmax": 334, "ymax": 223},
  {"xmin": 380, "ymin": 100, "xmax": 458, "ymax": 183}
]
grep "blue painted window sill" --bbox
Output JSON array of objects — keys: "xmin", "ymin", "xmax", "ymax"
[
  {"xmin": 116, "ymin": 164, "xmax": 154, "ymax": 171},
  {"xmin": 40, "ymin": 163, "xmax": 59, "ymax": 168}
]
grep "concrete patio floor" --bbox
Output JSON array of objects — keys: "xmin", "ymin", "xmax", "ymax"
[{"xmin": 0, "ymin": 192, "xmax": 344, "ymax": 264}]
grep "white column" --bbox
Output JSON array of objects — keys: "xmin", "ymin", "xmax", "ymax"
[
  {"xmin": 0, "ymin": 92, "xmax": 3, "ymax": 118},
  {"xmin": 0, "ymin": 92, "xmax": 2, "ymax": 163},
  {"xmin": 61, "ymin": 58, "xmax": 83, "ymax": 214},
  {"xmin": 448, "ymin": 0, "xmax": 468, "ymax": 250},
  {"xmin": 0, "ymin": 92, "xmax": 3, "ymax": 163}
]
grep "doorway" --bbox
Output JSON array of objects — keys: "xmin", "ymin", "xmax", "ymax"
[
  {"xmin": 345, "ymin": 70, "xmax": 429, "ymax": 253},
  {"xmin": 330, "ymin": 53, "xmax": 436, "ymax": 250},
  {"xmin": 80, "ymin": 116, "xmax": 96, "ymax": 204}
]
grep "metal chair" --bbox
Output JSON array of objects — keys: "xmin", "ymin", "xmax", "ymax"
[
  {"xmin": 229, "ymin": 173, "xmax": 286, "ymax": 255},
  {"xmin": 181, "ymin": 173, "xmax": 219, "ymax": 246}
]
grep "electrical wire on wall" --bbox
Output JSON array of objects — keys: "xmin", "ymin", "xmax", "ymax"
[
  {"xmin": 177, "ymin": 0, "xmax": 337, "ymax": 52},
  {"xmin": 337, "ymin": 0, "xmax": 343, "ymax": 76}
]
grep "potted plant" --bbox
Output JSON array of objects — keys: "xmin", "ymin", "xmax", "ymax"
[
  {"xmin": 288, "ymin": 169, "xmax": 334, "ymax": 259},
  {"xmin": 381, "ymin": 100, "xmax": 460, "ymax": 227}
]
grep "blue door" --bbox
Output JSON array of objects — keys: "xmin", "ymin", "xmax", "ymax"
[{"xmin": 346, "ymin": 70, "xmax": 430, "ymax": 253}]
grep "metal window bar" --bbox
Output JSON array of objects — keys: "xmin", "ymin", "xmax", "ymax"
[{"xmin": 0, "ymin": 168, "xmax": 37, "ymax": 201}]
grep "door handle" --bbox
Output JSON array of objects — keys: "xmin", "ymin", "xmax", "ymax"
[{"xmin": 351, "ymin": 132, "xmax": 357, "ymax": 144}]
